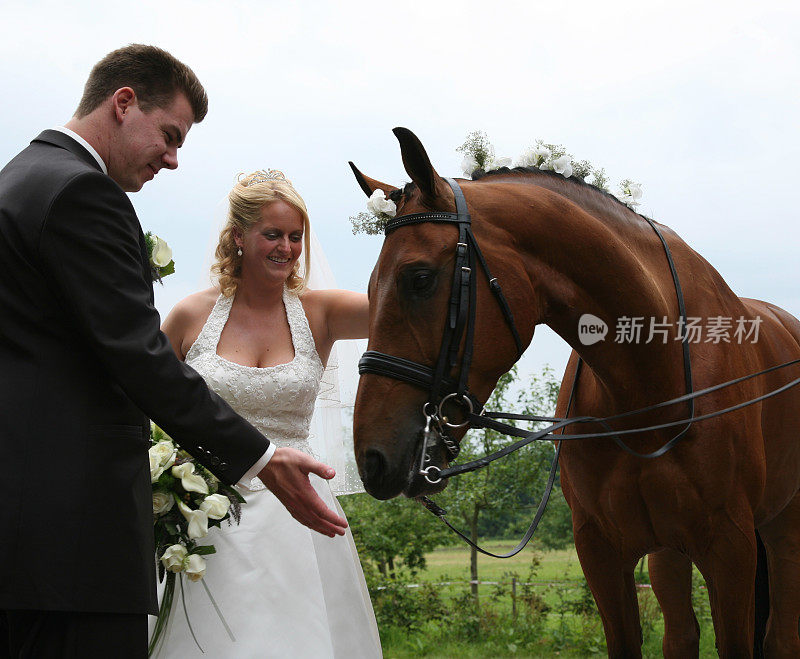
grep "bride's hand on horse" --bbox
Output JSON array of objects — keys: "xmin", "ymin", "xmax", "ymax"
[{"xmin": 258, "ymin": 447, "xmax": 348, "ymax": 537}]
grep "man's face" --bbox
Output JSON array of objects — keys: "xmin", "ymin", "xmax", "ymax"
[{"xmin": 108, "ymin": 92, "xmax": 195, "ymax": 192}]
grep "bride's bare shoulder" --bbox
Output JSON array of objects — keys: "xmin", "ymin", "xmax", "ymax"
[{"xmin": 162, "ymin": 287, "xmax": 221, "ymax": 343}]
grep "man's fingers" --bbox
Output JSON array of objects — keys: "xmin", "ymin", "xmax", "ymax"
[
  {"xmin": 305, "ymin": 457, "xmax": 336, "ymax": 480},
  {"xmin": 301, "ymin": 484, "xmax": 348, "ymax": 532}
]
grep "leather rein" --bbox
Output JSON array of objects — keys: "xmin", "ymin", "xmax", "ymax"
[{"xmin": 358, "ymin": 177, "xmax": 800, "ymax": 558}]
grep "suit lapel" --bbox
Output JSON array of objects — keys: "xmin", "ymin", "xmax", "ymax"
[{"xmin": 137, "ymin": 228, "xmax": 155, "ymax": 304}]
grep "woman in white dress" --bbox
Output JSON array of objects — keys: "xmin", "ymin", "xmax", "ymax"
[{"xmin": 156, "ymin": 170, "xmax": 381, "ymax": 658}]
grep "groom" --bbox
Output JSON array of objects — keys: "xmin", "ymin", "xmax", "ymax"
[{"xmin": 0, "ymin": 44, "xmax": 346, "ymax": 657}]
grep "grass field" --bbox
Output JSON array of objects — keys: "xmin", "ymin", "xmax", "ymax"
[{"xmin": 375, "ymin": 541, "xmax": 720, "ymax": 658}]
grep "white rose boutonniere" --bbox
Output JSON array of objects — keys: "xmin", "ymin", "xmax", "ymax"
[{"xmin": 366, "ymin": 189, "xmax": 397, "ymax": 218}]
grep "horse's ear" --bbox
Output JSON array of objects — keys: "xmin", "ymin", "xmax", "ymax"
[
  {"xmin": 393, "ymin": 127, "xmax": 450, "ymax": 204},
  {"xmin": 349, "ymin": 162, "xmax": 398, "ymax": 198}
]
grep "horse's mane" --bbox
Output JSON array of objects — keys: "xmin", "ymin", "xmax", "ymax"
[
  {"xmin": 387, "ymin": 166, "xmax": 652, "ymax": 224},
  {"xmin": 473, "ymin": 165, "xmax": 651, "ymax": 221}
]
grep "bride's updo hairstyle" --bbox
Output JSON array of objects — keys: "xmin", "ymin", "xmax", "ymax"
[{"xmin": 213, "ymin": 170, "xmax": 312, "ymax": 297}]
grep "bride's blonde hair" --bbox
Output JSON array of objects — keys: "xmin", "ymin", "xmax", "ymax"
[{"xmin": 212, "ymin": 171, "xmax": 312, "ymax": 297}]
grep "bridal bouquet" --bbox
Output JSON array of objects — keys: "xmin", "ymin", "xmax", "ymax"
[{"xmin": 149, "ymin": 424, "xmax": 245, "ymax": 655}]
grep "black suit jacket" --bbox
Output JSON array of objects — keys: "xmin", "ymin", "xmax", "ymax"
[{"xmin": 0, "ymin": 131, "xmax": 269, "ymax": 615}]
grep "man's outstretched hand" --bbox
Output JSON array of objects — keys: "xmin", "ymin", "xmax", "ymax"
[{"xmin": 257, "ymin": 447, "xmax": 348, "ymax": 537}]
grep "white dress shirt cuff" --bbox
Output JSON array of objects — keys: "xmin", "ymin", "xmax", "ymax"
[{"xmin": 238, "ymin": 443, "xmax": 276, "ymax": 486}]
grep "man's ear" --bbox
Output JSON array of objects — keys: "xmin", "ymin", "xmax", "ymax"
[{"xmin": 111, "ymin": 87, "xmax": 136, "ymax": 123}]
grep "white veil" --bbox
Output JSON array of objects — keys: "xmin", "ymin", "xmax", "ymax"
[{"xmin": 203, "ymin": 196, "xmax": 365, "ymax": 496}]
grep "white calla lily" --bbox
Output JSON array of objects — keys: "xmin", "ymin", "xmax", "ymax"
[
  {"xmin": 151, "ymin": 235, "xmax": 173, "ymax": 268},
  {"xmin": 171, "ymin": 463, "xmax": 209, "ymax": 495},
  {"xmin": 177, "ymin": 500, "xmax": 209, "ymax": 539}
]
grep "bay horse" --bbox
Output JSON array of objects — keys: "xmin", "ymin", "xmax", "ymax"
[{"xmin": 351, "ymin": 128, "xmax": 800, "ymax": 657}]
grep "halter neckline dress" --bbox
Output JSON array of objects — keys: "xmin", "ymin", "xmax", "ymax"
[{"xmin": 153, "ymin": 288, "xmax": 381, "ymax": 658}]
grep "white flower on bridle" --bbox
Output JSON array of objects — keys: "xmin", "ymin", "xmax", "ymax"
[{"xmin": 366, "ymin": 189, "xmax": 397, "ymax": 218}]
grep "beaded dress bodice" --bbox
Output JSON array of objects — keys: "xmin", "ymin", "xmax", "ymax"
[{"xmin": 186, "ymin": 287, "xmax": 324, "ymax": 468}]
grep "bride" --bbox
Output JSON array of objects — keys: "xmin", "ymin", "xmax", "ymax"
[{"xmin": 155, "ymin": 170, "xmax": 381, "ymax": 657}]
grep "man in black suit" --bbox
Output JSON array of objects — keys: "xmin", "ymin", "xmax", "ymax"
[{"xmin": 0, "ymin": 44, "xmax": 347, "ymax": 658}]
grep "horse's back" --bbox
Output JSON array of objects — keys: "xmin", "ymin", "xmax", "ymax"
[{"xmin": 740, "ymin": 297, "xmax": 800, "ymax": 348}]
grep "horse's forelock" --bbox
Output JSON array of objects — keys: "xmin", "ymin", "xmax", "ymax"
[{"xmin": 388, "ymin": 182, "xmax": 417, "ymax": 203}]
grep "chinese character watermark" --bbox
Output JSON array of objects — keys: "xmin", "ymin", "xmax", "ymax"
[{"xmin": 576, "ymin": 315, "xmax": 762, "ymax": 345}]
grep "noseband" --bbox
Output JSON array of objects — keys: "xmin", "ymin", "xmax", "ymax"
[{"xmin": 358, "ymin": 178, "xmax": 525, "ymax": 472}]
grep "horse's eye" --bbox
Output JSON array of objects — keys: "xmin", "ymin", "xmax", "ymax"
[
  {"xmin": 401, "ymin": 268, "xmax": 437, "ymax": 300},
  {"xmin": 413, "ymin": 272, "xmax": 433, "ymax": 292}
]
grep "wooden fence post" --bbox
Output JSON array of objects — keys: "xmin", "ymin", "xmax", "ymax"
[{"xmin": 512, "ymin": 577, "xmax": 517, "ymax": 619}]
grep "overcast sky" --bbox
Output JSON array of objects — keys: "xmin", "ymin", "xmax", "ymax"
[{"xmin": 1, "ymin": 0, "xmax": 798, "ymax": 384}]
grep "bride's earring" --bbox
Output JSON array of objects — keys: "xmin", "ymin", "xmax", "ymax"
[{"xmin": 237, "ymin": 247, "xmax": 243, "ymax": 256}]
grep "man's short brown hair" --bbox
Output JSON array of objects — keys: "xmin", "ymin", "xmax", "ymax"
[{"xmin": 75, "ymin": 44, "xmax": 208, "ymax": 122}]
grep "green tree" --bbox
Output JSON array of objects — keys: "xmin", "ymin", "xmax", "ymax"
[
  {"xmin": 434, "ymin": 366, "xmax": 561, "ymax": 603},
  {"xmin": 339, "ymin": 492, "xmax": 454, "ymax": 578}
]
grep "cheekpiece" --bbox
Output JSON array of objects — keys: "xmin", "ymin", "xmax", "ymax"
[{"xmin": 241, "ymin": 169, "xmax": 289, "ymax": 186}]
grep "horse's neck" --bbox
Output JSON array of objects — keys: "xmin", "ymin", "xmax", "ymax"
[{"xmin": 507, "ymin": 182, "xmax": 694, "ymax": 408}]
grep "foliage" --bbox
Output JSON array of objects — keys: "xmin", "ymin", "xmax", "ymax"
[
  {"xmin": 339, "ymin": 492, "xmax": 455, "ymax": 576},
  {"xmin": 367, "ymin": 568, "xmax": 449, "ymax": 632}
]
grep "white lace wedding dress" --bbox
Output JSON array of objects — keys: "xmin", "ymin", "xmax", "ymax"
[{"xmin": 152, "ymin": 287, "xmax": 382, "ymax": 658}]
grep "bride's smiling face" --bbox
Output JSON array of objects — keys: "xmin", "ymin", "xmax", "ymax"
[{"xmin": 236, "ymin": 200, "xmax": 304, "ymax": 284}]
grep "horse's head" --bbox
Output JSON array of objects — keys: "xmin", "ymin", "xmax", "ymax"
[{"xmin": 352, "ymin": 128, "xmax": 537, "ymax": 499}]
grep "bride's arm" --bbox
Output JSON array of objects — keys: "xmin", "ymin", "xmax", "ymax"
[
  {"xmin": 302, "ymin": 289, "xmax": 368, "ymax": 362},
  {"xmin": 323, "ymin": 289, "xmax": 369, "ymax": 342}
]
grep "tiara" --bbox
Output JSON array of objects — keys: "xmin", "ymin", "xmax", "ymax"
[{"xmin": 240, "ymin": 169, "xmax": 290, "ymax": 186}]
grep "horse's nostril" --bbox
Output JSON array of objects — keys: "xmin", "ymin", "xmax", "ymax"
[{"xmin": 364, "ymin": 448, "xmax": 387, "ymax": 485}]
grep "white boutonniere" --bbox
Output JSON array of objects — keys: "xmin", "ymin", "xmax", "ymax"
[{"xmin": 144, "ymin": 231, "xmax": 175, "ymax": 283}]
